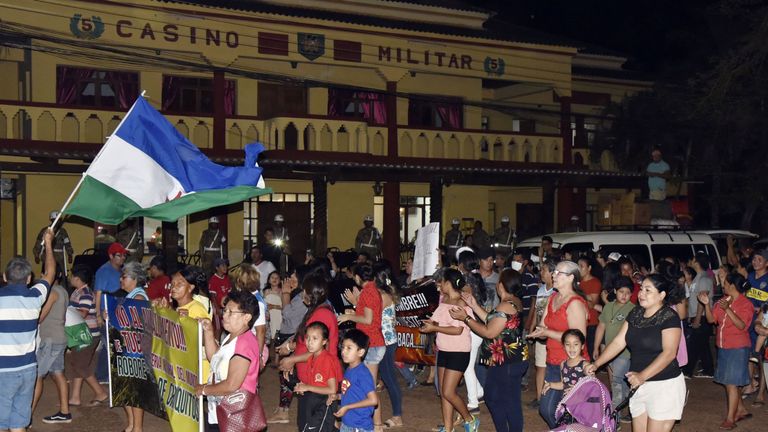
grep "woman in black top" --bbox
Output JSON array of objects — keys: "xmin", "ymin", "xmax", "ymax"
[{"xmin": 586, "ymin": 274, "xmax": 686, "ymax": 432}]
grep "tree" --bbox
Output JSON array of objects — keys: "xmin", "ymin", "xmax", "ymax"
[{"xmin": 594, "ymin": 0, "xmax": 768, "ymax": 231}]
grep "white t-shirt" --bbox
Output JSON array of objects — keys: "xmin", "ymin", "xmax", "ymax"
[{"xmin": 252, "ymin": 261, "xmax": 276, "ymax": 290}]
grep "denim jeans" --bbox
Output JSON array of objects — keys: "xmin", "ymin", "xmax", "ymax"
[
  {"xmin": 396, "ymin": 363, "xmax": 418, "ymax": 387},
  {"xmin": 485, "ymin": 361, "xmax": 528, "ymax": 432},
  {"xmin": 539, "ymin": 363, "xmax": 564, "ymax": 428},
  {"xmin": 609, "ymin": 356, "xmax": 631, "ymax": 409},
  {"xmin": 96, "ymin": 326, "xmax": 109, "ymax": 382},
  {"xmin": 379, "ymin": 343, "xmax": 403, "ymax": 416},
  {"xmin": 0, "ymin": 367, "xmax": 37, "ymax": 429}
]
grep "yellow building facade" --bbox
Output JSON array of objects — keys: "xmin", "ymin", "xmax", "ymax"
[{"xmin": 0, "ymin": 0, "xmax": 648, "ymax": 269}]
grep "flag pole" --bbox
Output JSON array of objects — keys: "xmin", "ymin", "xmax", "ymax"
[{"xmin": 49, "ymin": 91, "xmax": 148, "ymax": 231}]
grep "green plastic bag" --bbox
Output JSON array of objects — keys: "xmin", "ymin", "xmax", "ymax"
[{"xmin": 65, "ymin": 306, "xmax": 93, "ymax": 351}]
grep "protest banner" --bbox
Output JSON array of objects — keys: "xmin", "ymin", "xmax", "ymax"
[
  {"xmin": 394, "ymin": 279, "xmax": 440, "ymax": 365},
  {"xmin": 411, "ymin": 222, "xmax": 440, "ymax": 280},
  {"xmin": 107, "ymin": 296, "xmax": 203, "ymax": 431}
]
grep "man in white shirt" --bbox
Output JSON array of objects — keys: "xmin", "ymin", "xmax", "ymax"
[{"xmin": 250, "ymin": 244, "xmax": 276, "ymax": 290}]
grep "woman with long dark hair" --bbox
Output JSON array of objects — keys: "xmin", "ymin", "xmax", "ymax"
[
  {"xmin": 371, "ymin": 263, "xmax": 406, "ymax": 428},
  {"xmin": 527, "ymin": 260, "xmax": 589, "ymax": 428},
  {"xmin": 451, "ymin": 269, "xmax": 528, "ymax": 432},
  {"xmin": 277, "ymin": 274, "xmax": 338, "ymax": 428},
  {"xmin": 587, "ymin": 274, "xmax": 687, "ymax": 432}
]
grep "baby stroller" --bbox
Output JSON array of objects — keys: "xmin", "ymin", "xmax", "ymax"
[{"xmin": 550, "ymin": 376, "xmax": 636, "ymax": 432}]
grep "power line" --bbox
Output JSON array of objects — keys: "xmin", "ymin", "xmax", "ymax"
[
  {"xmin": 0, "ymin": 21, "xmax": 575, "ymax": 124},
  {"xmin": 3, "ymin": 0, "xmax": 575, "ymax": 86}
]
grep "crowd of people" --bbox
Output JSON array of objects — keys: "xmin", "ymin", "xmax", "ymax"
[{"xmin": 4, "ymin": 224, "xmax": 768, "ymax": 432}]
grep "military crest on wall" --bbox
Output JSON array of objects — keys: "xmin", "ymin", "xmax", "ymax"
[
  {"xmin": 69, "ymin": 14, "xmax": 104, "ymax": 40},
  {"xmin": 483, "ymin": 57, "xmax": 506, "ymax": 75},
  {"xmin": 298, "ymin": 33, "xmax": 325, "ymax": 61}
]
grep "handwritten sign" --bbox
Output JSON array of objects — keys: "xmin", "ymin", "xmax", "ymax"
[{"xmin": 411, "ymin": 222, "xmax": 440, "ymax": 280}]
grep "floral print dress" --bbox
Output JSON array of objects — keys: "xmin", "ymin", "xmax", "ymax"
[{"xmin": 478, "ymin": 307, "xmax": 528, "ymax": 367}]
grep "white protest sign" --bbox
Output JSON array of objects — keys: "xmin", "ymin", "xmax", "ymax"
[{"xmin": 411, "ymin": 222, "xmax": 440, "ymax": 280}]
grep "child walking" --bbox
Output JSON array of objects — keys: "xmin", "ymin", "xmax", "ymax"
[
  {"xmin": 420, "ymin": 268, "xmax": 479, "ymax": 432},
  {"xmin": 335, "ymin": 329, "xmax": 379, "ymax": 432},
  {"xmin": 594, "ymin": 277, "xmax": 635, "ymax": 419},
  {"xmin": 294, "ymin": 322, "xmax": 342, "ymax": 431},
  {"xmin": 542, "ymin": 329, "xmax": 588, "ymax": 396}
]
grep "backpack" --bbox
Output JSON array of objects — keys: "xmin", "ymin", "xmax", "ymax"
[{"xmin": 552, "ymin": 376, "xmax": 616, "ymax": 432}]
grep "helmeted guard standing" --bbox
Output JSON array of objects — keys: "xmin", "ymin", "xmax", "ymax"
[
  {"xmin": 199, "ymin": 216, "xmax": 226, "ymax": 275},
  {"xmin": 116, "ymin": 218, "xmax": 144, "ymax": 263},
  {"xmin": 33, "ymin": 211, "xmax": 73, "ymax": 277},
  {"xmin": 444, "ymin": 218, "xmax": 464, "ymax": 262},
  {"xmin": 492, "ymin": 215, "xmax": 515, "ymax": 258},
  {"xmin": 355, "ymin": 215, "xmax": 382, "ymax": 260}
]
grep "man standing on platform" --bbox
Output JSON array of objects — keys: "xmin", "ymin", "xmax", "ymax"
[
  {"xmin": 492, "ymin": 215, "xmax": 515, "ymax": 259},
  {"xmin": 199, "ymin": 217, "xmax": 226, "ymax": 276},
  {"xmin": 116, "ymin": 218, "xmax": 143, "ymax": 263},
  {"xmin": 444, "ymin": 218, "xmax": 464, "ymax": 264},
  {"xmin": 355, "ymin": 215, "xmax": 382, "ymax": 260},
  {"xmin": 33, "ymin": 211, "xmax": 73, "ymax": 277},
  {"xmin": 646, "ymin": 146, "xmax": 670, "ymax": 201}
]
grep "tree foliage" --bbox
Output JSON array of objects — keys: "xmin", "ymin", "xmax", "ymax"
[{"xmin": 594, "ymin": 0, "xmax": 768, "ymax": 229}]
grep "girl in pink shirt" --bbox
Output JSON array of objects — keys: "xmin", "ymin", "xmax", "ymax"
[{"xmin": 420, "ymin": 268, "xmax": 479, "ymax": 432}]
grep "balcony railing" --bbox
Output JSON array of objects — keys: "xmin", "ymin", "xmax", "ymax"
[{"xmin": 0, "ymin": 102, "xmax": 595, "ymax": 167}]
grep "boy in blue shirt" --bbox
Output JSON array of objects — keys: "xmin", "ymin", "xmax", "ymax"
[{"xmin": 334, "ymin": 329, "xmax": 378, "ymax": 432}]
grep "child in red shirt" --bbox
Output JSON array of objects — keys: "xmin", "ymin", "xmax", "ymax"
[
  {"xmin": 146, "ymin": 256, "xmax": 171, "ymax": 300},
  {"xmin": 207, "ymin": 258, "xmax": 232, "ymax": 309},
  {"xmin": 294, "ymin": 321, "xmax": 342, "ymax": 431}
]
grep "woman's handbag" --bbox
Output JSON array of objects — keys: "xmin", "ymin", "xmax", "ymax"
[{"xmin": 215, "ymin": 389, "xmax": 267, "ymax": 432}]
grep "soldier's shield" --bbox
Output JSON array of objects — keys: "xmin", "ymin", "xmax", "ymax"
[{"xmin": 298, "ymin": 33, "xmax": 325, "ymax": 61}]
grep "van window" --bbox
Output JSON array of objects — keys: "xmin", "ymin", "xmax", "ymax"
[
  {"xmin": 650, "ymin": 244, "xmax": 695, "ymax": 267},
  {"xmin": 601, "ymin": 245, "xmax": 651, "ymax": 271},
  {"xmin": 560, "ymin": 242, "xmax": 594, "ymax": 260},
  {"xmin": 705, "ymin": 244, "xmax": 721, "ymax": 269}
]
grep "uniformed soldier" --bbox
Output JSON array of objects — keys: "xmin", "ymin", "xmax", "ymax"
[
  {"xmin": 199, "ymin": 216, "xmax": 226, "ymax": 275},
  {"xmin": 94, "ymin": 227, "xmax": 116, "ymax": 254},
  {"xmin": 33, "ymin": 211, "xmax": 73, "ymax": 277},
  {"xmin": 472, "ymin": 220, "xmax": 491, "ymax": 249},
  {"xmin": 492, "ymin": 215, "xmax": 515, "ymax": 257},
  {"xmin": 444, "ymin": 218, "xmax": 464, "ymax": 262},
  {"xmin": 272, "ymin": 214, "xmax": 291, "ymax": 274},
  {"xmin": 355, "ymin": 215, "xmax": 382, "ymax": 260},
  {"xmin": 116, "ymin": 218, "xmax": 144, "ymax": 263}
]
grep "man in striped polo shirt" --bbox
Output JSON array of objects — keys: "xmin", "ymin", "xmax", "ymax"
[{"xmin": 0, "ymin": 228, "xmax": 55, "ymax": 431}]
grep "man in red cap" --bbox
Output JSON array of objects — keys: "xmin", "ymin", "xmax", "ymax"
[{"xmin": 93, "ymin": 242, "xmax": 128, "ymax": 383}]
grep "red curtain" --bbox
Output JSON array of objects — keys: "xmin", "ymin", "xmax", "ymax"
[
  {"xmin": 328, "ymin": 88, "xmax": 386, "ymax": 124},
  {"xmin": 436, "ymin": 104, "xmax": 461, "ymax": 129},
  {"xmin": 56, "ymin": 67, "xmax": 94, "ymax": 105}
]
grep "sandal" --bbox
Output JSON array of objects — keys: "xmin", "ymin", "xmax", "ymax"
[
  {"xmin": 384, "ymin": 418, "xmax": 403, "ymax": 428},
  {"xmin": 735, "ymin": 413, "xmax": 753, "ymax": 422},
  {"xmin": 87, "ymin": 397, "xmax": 109, "ymax": 407}
]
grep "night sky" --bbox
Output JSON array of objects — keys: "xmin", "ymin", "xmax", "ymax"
[{"xmin": 469, "ymin": 0, "xmax": 723, "ymax": 75}]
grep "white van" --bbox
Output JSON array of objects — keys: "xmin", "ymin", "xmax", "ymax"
[{"xmin": 516, "ymin": 230, "xmax": 758, "ymax": 270}]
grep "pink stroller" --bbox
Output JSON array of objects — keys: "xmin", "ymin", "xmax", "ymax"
[{"xmin": 549, "ymin": 376, "xmax": 635, "ymax": 432}]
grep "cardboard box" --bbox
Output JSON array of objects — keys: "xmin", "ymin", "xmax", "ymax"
[{"xmin": 619, "ymin": 201, "xmax": 652, "ymax": 225}]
